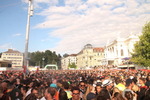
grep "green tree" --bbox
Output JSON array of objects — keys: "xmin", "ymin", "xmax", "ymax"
[
  {"xmin": 0, "ymin": 53, "xmax": 2, "ymax": 58},
  {"xmin": 68, "ymin": 63, "xmax": 77, "ymax": 69},
  {"xmin": 131, "ymin": 22, "xmax": 150, "ymax": 67},
  {"xmin": 28, "ymin": 50, "xmax": 62, "ymax": 69}
]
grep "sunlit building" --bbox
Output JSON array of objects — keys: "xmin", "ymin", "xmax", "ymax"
[
  {"xmin": 76, "ymin": 44, "xmax": 104, "ymax": 69},
  {"xmin": 103, "ymin": 34, "xmax": 139, "ymax": 66},
  {"xmin": 61, "ymin": 54, "xmax": 77, "ymax": 70},
  {"xmin": 1, "ymin": 49, "xmax": 23, "ymax": 67}
]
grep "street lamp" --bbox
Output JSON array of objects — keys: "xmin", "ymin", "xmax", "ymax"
[
  {"xmin": 24, "ymin": 0, "xmax": 33, "ymax": 67},
  {"xmin": 42, "ymin": 57, "xmax": 45, "ymax": 68}
]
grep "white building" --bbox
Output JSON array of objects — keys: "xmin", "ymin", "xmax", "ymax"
[
  {"xmin": 1, "ymin": 49, "xmax": 24, "ymax": 67},
  {"xmin": 61, "ymin": 54, "xmax": 77, "ymax": 70},
  {"xmin": 103, "ymin": 34, "xmax": 139, "ymax": 66}
]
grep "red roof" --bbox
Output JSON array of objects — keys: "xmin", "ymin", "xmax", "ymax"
[
  {"xmin": 4, "ymin": 49, "xmax": 21, "ymax": 53},
  {"xmin": 69, "ymin": 54, "xmax": 77, "ymax": 56},
  {"xmin": 93, "ymin": 48, "xmax": 104, "ymax": 52}
]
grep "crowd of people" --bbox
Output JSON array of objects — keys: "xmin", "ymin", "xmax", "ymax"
[{"xmin": 0, "ymin": 69, "xmax": 150, "ymax": 100}]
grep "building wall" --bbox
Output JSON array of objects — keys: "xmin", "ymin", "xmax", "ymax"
[
  {"xmin": 61, "ymin": 55, "xmax": 77, "ymax": 70},
  {"xmin": 77, "ymin": 44, "xmax": 104, "ymax": 69},
  {"xmin": 1, "ymin": 49, "xmax": 23, "ymax": 67},
  {"xmin": 104, "ymin": 34, "xmax": 139, "ymax": 65}
]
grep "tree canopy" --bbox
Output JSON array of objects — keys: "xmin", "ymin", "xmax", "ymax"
[
  {"xmin": 68, "ymin": 63, "xmax": 77, "ymax": 69},
  {"xmin": 28, "ymin": 50, "xmax": 62, "ymax": 69},
  {"xmin": 131, "ymin": 22, "xmax": 150, "ymax": 67}
]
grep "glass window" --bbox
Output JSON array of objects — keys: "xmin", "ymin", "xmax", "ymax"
[{"xmin": 121, "ymin": 49, "xmax": 124, "ymax": 56}]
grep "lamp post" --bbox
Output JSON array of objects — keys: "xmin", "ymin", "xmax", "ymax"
[
  {"xmin": 24, "ymin": 0, "xmax": 33, "ymax": 67},
  {"xmin": 42, "ymin": 57, "xmax": 45, "ymax": 68}
]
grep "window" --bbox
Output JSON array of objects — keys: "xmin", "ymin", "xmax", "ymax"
[{"xmin": 121, "ymin": 49, "xmax": 124, "ymax": 56}]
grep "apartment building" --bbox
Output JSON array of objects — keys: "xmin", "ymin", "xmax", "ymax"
[
  {"xmin": 1, "ymin": 49, "xmax": 23, "ymax": 67},
  {"xmin": 61, "ymin": 54, "xmax": 77, "ymax": 70},
  {"xmin": 76, "ymin": 44, "xmax": 104, "ymax": 69}
]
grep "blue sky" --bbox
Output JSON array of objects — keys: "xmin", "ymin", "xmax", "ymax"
[{"xmin": 0, "ymin": 0, "xmax": 150, "ymax": 55}]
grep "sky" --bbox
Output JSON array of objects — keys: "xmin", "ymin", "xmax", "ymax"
[{"xmin": 0, "ymin": 0, "xmax": 150, "ymax": 55}]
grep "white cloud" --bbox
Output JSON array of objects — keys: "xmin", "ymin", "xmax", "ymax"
[
  {"xmin": 0, "ymin": 43, "xmax": 12, "ymax": 50},
  {"xmin": 34, "ymin": 0, "xmax": 150, "ymax": 54},
  {"xmin": 22, "ymin": 0, "xmax": 59, "ymax": 9},
  {"xmin": 12, "ymin": 33, "xmax": 22, "ymax": 37}
]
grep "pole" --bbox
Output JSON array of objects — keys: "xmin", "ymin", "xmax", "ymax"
[{"xmin": 24, "ymin": 0, "xmax": 33, "ymax": 67}]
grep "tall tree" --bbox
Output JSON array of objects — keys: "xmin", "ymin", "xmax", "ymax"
[
  {"xmin": 29, "ymin": 50, "xmax": 62, "ymax": 69},
  {"xmin": 131, "ymin": 22, "xmax": 150, "ymax": 67},
  {"xmin": 0, "ymin": 53, "xmax": 2, "ymax": 58}
]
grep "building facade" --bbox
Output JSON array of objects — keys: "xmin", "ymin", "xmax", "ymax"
[
  {"xmin": 61, "ymin": 54, "xmax": 77, "ymax": 70},
  {"xmin": 1, "ymin": 49, "xmax": 24, "ymax": 67},
  {"xmin": 103, "ymin": 34, "xmax": 139, "ymax": 66},
  {"xmin": 76, "ymin": 44, "xmax": 104, "ymax": 69}
]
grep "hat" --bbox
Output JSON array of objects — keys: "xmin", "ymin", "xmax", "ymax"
[
  {"xmin": 102, "ymin": 79, "xmax": 113, "ymax": 87},
  {"xmin": 50, "ymin": 83, "xmax": 57, "ymax": 88},
  {"xmin": 125, "ymin": 79, "xmax": 133, "ymax": 86}
]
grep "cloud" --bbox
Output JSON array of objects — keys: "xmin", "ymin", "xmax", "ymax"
[
  {"xmin": 33, "ymin": 0, "xmax": 150, "ymax": 54},
  {"xmin": 0, "ymin": 43, "xmax": 12, "ymax": 50},
  {"xmin": 22, "ymin": 0, "xmax": 59, "ymax": 9},
  {"xmin": 12, "ymin": 33, "xmax": 22, "ymax": 37}
]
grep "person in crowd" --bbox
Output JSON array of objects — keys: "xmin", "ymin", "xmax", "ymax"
[
  {"xmin": 122, "ymin": 78, "xmax": 137, "ymax": 100},
  {"xmin": 38, "ymin": 87, "xmax": 46, "ymax": 100},
  {"xmin": 101, "ymin": 79, "xmax": 114, "ymax": 100},
  {"xmin": 84, "ymin": 84, "xmax": 93, "ymax": 100},
  {"xmin": 6, "ymin": 82, "xmax": 22, "ymax": 100},
  {"xmin": 31, "ymin": 87, "xmax": 39, "ymax": 98},
  {"xmin": 70, "ymin": 86, "xmax": 82, "ymax": 100},
  {"xmin": 95, "ymin": 82, "xmax": 102, "ymax": 95},
  {"xmin": 86, "ymin": 85, "xmax": 96, "ymax": 100},
  {"xmin": 24, "ymin": 93, "xmax": 37, "ymax": 100},
  {"xmin": 124, "ymin": 91, "xmax": 134, "ymax": 100},
  {"xmin": 112, "ymin": 92, "xmax": 126, "ymax": 100},
  {"xmin": 114, "ymin": 78, "xmax": 125, "ymax": 93},
  {"xmin": 96, "ymin": 88, "xmax": 109, "ymax": 100},
  {"xmin": 137, "ymin": 77, "xmax": 147, "ymax": 100},
  {"xmin": 25, "ymin": 80, "xmax": 34, "ymax": 97},
  {"xmin": 79, "ymin": 81, "xmax": 86, "ymax": 99},
  {"xmin": 20, "ymin": 86, "xmax": 28, "ymax": 100},
  {"xmin": 0, "ymin": 85, "xmax": 10, "ymax": 100},
  {"xmin": 62, "ymin": 81, "xmax": 72, "ymax": 99},
  {"xmin": 44, "ymin": 87, "xmax": 56, "ymax": 100}
]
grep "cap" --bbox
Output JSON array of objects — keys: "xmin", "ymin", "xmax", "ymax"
[{"xmin": 50, "ymin": 83, "xmax": 57, "ymax": 88}]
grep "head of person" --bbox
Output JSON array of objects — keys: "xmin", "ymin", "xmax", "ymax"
[
  {"xmin": 62, "ymin": 81, "xmax": 70, "ymax": 90},
  {"xmin": 31, "ymin": 87, "xmax": 39, "ymax": 98},
  {"xmin": 71, "ymin": 87, "xmax": 80, "ymax": 100},
  {"xmin": 124, "ymin": 91, "xmax": 133, "ymax": 100},
  {"xmin": 97, "ymin": 95, "xmax": 107, "ymax": 100},
  {"xmin": 44, "ymin": 87, "xmax": 56, "ymax": 100},
  {"xmin": 112, "ymin": 92, "xmax": 125, "ymax": 100},
  {"xmin": 59, "ymin": 88, "xmax": 68, "ymax": 100},
  {"xmin": 79, "ymin": 81, "xmax": 86, "ymax": 90},
  {"xmin": 102, "ymin": 79, "xmax": 114, "ymax": 90},
  {"xmin": 96, "ymin": 84, "xmax": 102, "ymax": 94},
  {"xmin": 125, "ymin": 79, "xmax": 134, "ymax": 88},
  {"xmin": 21, "ymin": 86, "xmax": 28, "ymax": 95},
  {"xmin": 24, "ymin": 93, "xmax": 37, "ymax": 100},
  {"xmin": 139, "ymin": 78, "xmax": 146, "ymax": 86}
]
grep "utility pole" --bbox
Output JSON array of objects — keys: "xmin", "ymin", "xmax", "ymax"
[{"xmin": 24, "ymin": 0, "xmax": 33, "ymax": 67}]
